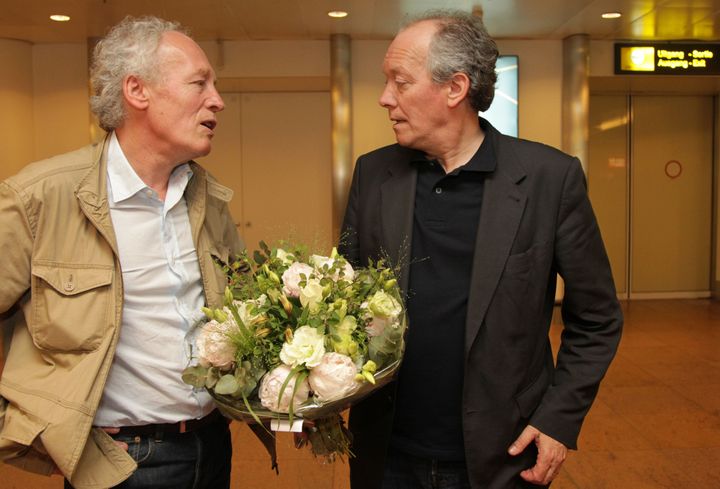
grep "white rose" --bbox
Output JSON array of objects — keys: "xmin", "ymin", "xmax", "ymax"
[
  {"xmin": 281, "ymin": 262, "xmax": 314, "ymax": 298},
  {"xmin": 275, "ymin": 248, "xmax": 295, "ymax": 265},
  {"xmin": 231, "ymin": 294, "xmax": 267, "ymax": 327},
  {"xmin": 279, "ymin": 325, "xmax": 326, "ymax": 368},
  {"xmin": 310, "ymin": 254, "xmax": 355, "ymax": 282},
  {"xmin": 308, "ymin": 352, "xmax": 360, "ymax": 402},
  {"xmin": 195, "ymin": 320, "xmax": 237, "ymax": 369},
  {"xmin": 259, "ymin": 364, "xmax": 311, "ymax": 413},
  {"xmin": 299, "ymin": 278, "xmax": 324, "ymax": 312}
]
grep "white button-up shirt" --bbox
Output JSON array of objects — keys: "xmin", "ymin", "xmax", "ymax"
[{"xmin": 94, "ymin": 133, "xmax": 213, "ymax": 426}]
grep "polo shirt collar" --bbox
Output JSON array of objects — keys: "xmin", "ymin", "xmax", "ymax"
[{"xmin": 410, "ymin": 118, "xmax": 497, "ymax": 174}]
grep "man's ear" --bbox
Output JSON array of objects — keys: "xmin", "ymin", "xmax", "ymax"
[
  {"xmin": 447, "ymin": 72, "xmax": 471, "ymax": 108},
  {"xmin": 123, "ymin": 74, "xmax": 150, "ymax": 110}
]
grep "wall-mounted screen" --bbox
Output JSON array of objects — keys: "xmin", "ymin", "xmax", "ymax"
[{"xmin": 480, "ymin": 55, "xmax": 518, "ymax": 137}]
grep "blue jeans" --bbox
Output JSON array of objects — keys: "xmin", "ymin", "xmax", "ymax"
[
  {"xmin": 381, "ymin": 447, "xmax": 471, "ymax": 489},
  {"xmin": 65, "ymin": 418, "xmax": 231, "ymax": 489}
]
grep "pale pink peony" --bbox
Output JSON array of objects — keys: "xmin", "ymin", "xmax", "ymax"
[
  {"xmin": 366, "ymin": 316, "xmax": 392, "ymax": 337},
  {"xmin": 259, "ymin": 364, "xmax": 311, "ymax": 413},
  {"xmin": 281, "ymin": 262, "xmax": 315, "ymax": 298},
  {"xmin": 196, "ymin": 320, "xmax": 237, "ymax": 369},
  {"xmin": 308, "ymin": 352, "xmax": 360, "ymax": 402}
]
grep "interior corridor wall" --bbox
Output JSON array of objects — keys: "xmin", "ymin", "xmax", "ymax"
[
  {"xmin": 32, "ymin": 43, "xmax": 91, "ymax": 160},
  {"xmin": 716, "ymin": 96, "xmax": 720, "ymax": 298},
  {"xmin": 4, "ymin": 38, "xmax": 567, "ymax": 183},
  {"xmin": 0, "ymin": 39, "xmax": 34, "ymax": 180}
]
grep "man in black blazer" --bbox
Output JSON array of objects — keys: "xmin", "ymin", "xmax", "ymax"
[{"xmin": 339, "ymin": 9, "xmax": 622, "ymax": 489}]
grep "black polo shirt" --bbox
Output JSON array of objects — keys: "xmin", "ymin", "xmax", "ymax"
[{"xmin": 391, "ymin": 132, "xmax": 496, "ymax": 461}]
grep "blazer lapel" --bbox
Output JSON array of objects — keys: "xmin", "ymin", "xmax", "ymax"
[
  {"xmin": 380, "ymin": 152, "xmax": 417, "ymax": 294},
  {"xmin": 465, "ymin": 130, "xmax": 527, "ymax": 356}
]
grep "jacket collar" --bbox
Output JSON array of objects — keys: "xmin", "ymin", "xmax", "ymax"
[
  {"xmin": 74, "ymin": 134, "xmax": 119, "ymax": 254},
  {"xmin": 380, "ymin": 145, "xmax": 419, "ymax": 293}
]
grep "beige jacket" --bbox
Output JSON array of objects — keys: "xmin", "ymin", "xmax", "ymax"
[{"xmin": 0, "ymin": 136, "xmax": 243, "ymax": 488}]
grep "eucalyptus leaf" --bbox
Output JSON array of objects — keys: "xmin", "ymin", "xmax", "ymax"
[
  {"xmin": 181, "ymin": 365, "xmax": 208, "ymax": 388},
  {"xmin": 215, "ymin": 374, "xmax": 241, "ymax": 395}
]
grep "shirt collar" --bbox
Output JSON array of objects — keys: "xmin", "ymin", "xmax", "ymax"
[{"xmin": 107, "ymin": 132, "xmax": 193, "ymax": 204}]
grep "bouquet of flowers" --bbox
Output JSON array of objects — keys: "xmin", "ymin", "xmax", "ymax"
[{"xmin": 182, "ymin": 242, "xmax": 406, "ymax": 462}]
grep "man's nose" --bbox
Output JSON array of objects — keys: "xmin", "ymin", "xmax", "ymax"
[
  {"xmin": 209, "ymin": 85, "xmax": 225, "ymax": 112},
  {"xmin": 378, "ymin": 85, "xmax": 395, "ymax": 108}
]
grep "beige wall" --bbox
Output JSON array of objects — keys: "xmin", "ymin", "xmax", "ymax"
[
  {"xmin": 32, "ymin": 43, "xmax": 91, "ymax": 160},
  {"xmin": 351, "ymin": 40, "xmax": 395, "ymax": 161},
  {"xmin": 2, "ymin": 38, "xmax": 568, "ymax": 178},
  {"xmin": 0, "ymin": 39, "xmax": 34, "ymax": 180},
  {"xmin": 715, "ymin": 96, "xmax": 720, "ymax": 298},
  {"xmin": 589, "ymin": 40, "xmax": 615, "ymax": 76},
  {"xmin": 496, "ymin": 39, "xmax": 563, "ymax": 149},
  {"xmin": 200, "ymin": 40, "xmax": 329, "ymax": 77}
]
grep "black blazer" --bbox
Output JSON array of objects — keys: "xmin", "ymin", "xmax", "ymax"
[{"xmin": 339, "ymin": 120, "xmax": 623, "ymax": 489}]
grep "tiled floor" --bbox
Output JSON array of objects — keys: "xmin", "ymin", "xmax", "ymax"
[
  {"xmin": 1, "ymin": 299, "xmax": 718, "ymax": 488},
  {"xmin": 551, "ymin": 299, "xmax": 720, "ymax": 489}
]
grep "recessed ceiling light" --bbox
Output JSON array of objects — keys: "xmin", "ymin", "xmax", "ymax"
[
  {"xmin": 328, "ymin": 11, "xmax": 348, "ymax": 18},
  {"xmin": 50, "ymin": 14, "xmax": 71, "ymax": 22},
  {"xmin": 601, "ymin": 12, "xmax": 622, "ymax": 19}
]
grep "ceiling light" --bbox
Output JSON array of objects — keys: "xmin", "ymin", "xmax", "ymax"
[
  {"xmin": 328, "ymin": 11, "xmax": 348, "ymax": 18},
  {"xmin": 50, "ymin": 14, "xmax": 71, "ymax": 22},
  {"xmin": 601, "ymin": 12, "xmax": 622, "ymax": 19}
]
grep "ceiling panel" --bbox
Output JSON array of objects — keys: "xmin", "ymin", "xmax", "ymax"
[{"xmin": 1, "ymin": 0, "xmax": 720, "ymax": 43}]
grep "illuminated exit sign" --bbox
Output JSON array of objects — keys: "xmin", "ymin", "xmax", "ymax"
[{"xmin": 615, "ymin": 43, "xmax": 720, "ymax": 75}]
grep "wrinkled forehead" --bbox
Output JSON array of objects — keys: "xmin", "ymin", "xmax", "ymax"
[{"xmin": 156, "ymin": 31, "xmax": 215, "ymax": 75}]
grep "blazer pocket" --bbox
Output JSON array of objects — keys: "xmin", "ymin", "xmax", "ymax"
[
  {"xmin": 31, "ymin": 262, "xmax": 113, "ymax": 352},
  {"xmin": 504, "ymin": 241, "xmax": 551, "ymax": 277},
  {"xmin": 514, "ymin": 366, "xmax": 551, "ymax": 419}
]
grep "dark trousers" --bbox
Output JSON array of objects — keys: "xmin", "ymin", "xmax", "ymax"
[
  {"xmin": 381, "ymin": 447, "xmax": 471, "ymax": 489},
  {"xmin": 65, "ymin": 417, "xmax": 232, "ymax": 489}
]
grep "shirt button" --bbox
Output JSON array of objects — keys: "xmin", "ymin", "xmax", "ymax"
[{"xmin": 435, "ymin": 187, "xmax": 443, "ymax": 194}]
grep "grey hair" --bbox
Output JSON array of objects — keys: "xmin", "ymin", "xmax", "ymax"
[
  {"xmin": 90, "ymin": 16, "xmax": 187, "ymax": 131},
  {"xmin": 403, "ymin": 9, "xmax": 498, "ymax": 112}
]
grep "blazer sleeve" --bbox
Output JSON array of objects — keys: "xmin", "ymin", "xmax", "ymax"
[{"xmin": 529, "ymin": 158, "xmax": 623, "ymax": 448}]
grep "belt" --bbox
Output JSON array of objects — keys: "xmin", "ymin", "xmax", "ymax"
[{"xmin": 114, "ymin": 409, "xmax": 225, "ymax": 437}]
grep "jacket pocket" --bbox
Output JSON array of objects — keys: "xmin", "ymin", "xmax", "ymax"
[
  {"xmin": 0, "ymin": 402, "xmax": 48, "ymax": 447},
  {"xmin": 31, "ymin": 262, "xmax": 113, "ymax": 352},
  {"xmin": 514, "ymin": 366, "xmax": 551, "ymax": 419}
]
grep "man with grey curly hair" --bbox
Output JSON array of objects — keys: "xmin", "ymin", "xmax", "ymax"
[
  {"xmin": 0, "ymin": 15, "xmax": 242, "ymax": 489},
  {"xmin": 340, "ymin": 9, "xmax": 622, "ymax": 489},
  {"xmin": 90, "ymin": 16, "xmax": 187, "ymax": 132}
]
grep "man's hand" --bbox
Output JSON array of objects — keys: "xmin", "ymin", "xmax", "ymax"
[
  {"xmin": 53, "ymin": 428, "xmax": 129, "ymax": 476},
  {"xmin": 508, "ymin": 425, "xmax": 567, "ymax": 485},
  {"xmin": 100, "ymin": 427, "xmax": 129, "ymax": 451}
]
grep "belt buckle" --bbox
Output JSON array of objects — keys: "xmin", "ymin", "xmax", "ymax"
[{"xmin": 179, "ymin": 420, "xmax": 188, "ymax": 433}]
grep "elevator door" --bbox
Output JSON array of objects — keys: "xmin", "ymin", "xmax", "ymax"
[
  {"xmin": 589, "ymin": 95, "xmax": 713, "ymax": 298},
  {"xmin": 631, "ymin": 96, "xmax": 712, "ymax": 296},
  {"xmin": 198, "ymin": 91, "xmax": 333, "ymax": 253}
]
